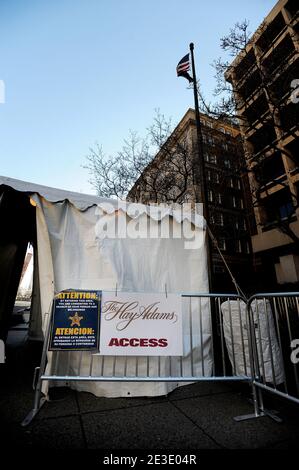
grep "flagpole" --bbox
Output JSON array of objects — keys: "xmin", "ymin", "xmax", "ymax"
[{"xmin": 189, "ymin": 42, "xmax": 214, "ymax": 291}]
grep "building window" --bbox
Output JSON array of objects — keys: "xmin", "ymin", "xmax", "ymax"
[
  {"xmin": 263, "ymin": 188, "xmax": 294, "ymax": 224},
  {"xmin": 232, "ymin": 196, "xmax": 243, "ymax": 209},
  {"xmin": 218, "ymin": 193, "xmax": 222, "ymax": 204},
  {"xmin": 214, "ymin": 212, "xmax": 224, "ymax": 226},
  {"xmin": 238, "ymin": 218, "xmax": 246, "ymax": 230},
  {"xmin": 210, "ymin": 154, "xmax": 217, "ymax": 164},
  {"xmin": 279, "ymin": 201, "xmax": 293, "ymax": 219},
  {"xmin": 218, "ymin": 238, "xmax": 226, "ymax": 251},
  {"xmin": 215, "ymin": 173, "xmax": 220, "ymax": 184},
  {"xmin": 207, "ymin": 170, "xmax": 211, "ymax": 181},
  {"xmin": 224, "ymin": 159, "xmax": 231, "ymax": 169},
  {"xmin": 229, "ymin": 177, "xmax": 234, "ymax": 188},
  {"xmin": 214, "ymin": 265, "xmax": 225, "ymax": 273},
  {"xmin": 236, "ymin": 240, "xmax": 242, "ymax": 253},
  {"xmin": 237, "ymin": 179, "xmax": 241, "ymax": 190},
  {"xmin": 208, "ymin": 190, "xmax": 213, "ymax": 202}
]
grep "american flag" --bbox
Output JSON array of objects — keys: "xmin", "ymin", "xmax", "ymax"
[
  {"xmin": 176, "ymin": 54, "xmax": 193, "ymax": 82},
  {"xmin": 176, "ymin": 54, "xmax": 190, "ymax": 75}
]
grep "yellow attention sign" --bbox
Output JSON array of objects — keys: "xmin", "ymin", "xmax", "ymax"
[
  {"xmin": 50, "ymin": 290, "xmax": 101, "ymax": 351},
  {"xmin": 54, "ymin": 328, "xmax": 94, "ymax": 335},
  {"xmin": 57, "ymin": 292, "xmax": 97, "ymax": 300}
]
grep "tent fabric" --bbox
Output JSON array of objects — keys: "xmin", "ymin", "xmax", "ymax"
[
  {"xmin": 0, "ymin": 176, "xmax": 205, "ymax": 228},
  {"xmin": 0, "ymin": 176, "xmax": 211, "ymax": 397},
  {"xmin": 95, "ymin": 201, "xmax": 206, "ymax": 229},
  {"xmin": 0, "ymin": 175, "xmax": 110, "ymax": 211},
  {"xmin": 34, "ymin": 196, "xmax": 211, "ymax": 397},
  {"xmin": 221, "ymin": 300, "xmax": 284, "ymax": 384}
]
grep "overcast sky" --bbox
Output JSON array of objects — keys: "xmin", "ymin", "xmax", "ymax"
[{"xmin": 0, "ymin": 0, "xmax": 276, "ymax": 194}]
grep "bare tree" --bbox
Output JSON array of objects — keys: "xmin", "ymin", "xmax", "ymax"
[
  {"xmin": 199, "ymin": 19, "xmax": 299, "ymax": 246},
  {"xmin": 84, "ymin": 110, "xmax": 195, "ymax": 203},
  {"xmin": 84, "ymin": 132, "xmax": 150, "ymax": 199}
]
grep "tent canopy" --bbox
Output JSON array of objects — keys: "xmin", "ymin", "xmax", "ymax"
[{"xmin": 0, "ymin": 175, "xmax": 210, "ymax": 397}]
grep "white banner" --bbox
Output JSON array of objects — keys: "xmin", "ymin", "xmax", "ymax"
[{"xmin": 99, "ymin": 292, "xmax": 182, "ymax": 356}]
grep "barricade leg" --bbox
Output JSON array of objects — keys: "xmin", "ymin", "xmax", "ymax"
[
  {"xmin": 234, "ymin": 300, "xmax": 266, "ymax": 421},
  {"xmin": 21, "ymin": 368, "xmax": 46, "ymax": 426},
  {"xmin": 233, "ymin": 380, "xmax": 266, "ymax": 421},
  {"xmin": 22, "ymin": 307, "xmax": 53, "ymax": 426},
  {"xmin": 234, "ymin": 299, "xmax": 282, "ymax": 422}
]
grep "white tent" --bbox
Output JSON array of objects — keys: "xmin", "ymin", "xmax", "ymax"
[{"xmin": 0, "ymin": 175, "xmax": 211, "ymax": 397}]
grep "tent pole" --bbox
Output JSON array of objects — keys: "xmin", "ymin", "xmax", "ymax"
[{"xmin": 21, "ymin": 303, "xmax": 54, "ymax": 426}]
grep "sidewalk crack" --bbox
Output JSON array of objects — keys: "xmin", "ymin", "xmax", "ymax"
[
  {"xmin": 75, "ymin": 391, "xmax": 88, "ymax": 449},
  {"xmin": 169, "ymin": 400, "xmax": 226, "ymax": 449}
]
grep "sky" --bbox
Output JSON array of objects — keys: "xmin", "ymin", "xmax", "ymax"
[{"xmin": 0, "ymin": 0, "xmax": 276, "ymax": 194}]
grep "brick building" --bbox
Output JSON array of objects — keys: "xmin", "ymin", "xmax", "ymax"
[{"xmin": 128, "ymin": 108, "xmax": 253, "ymax": 291}]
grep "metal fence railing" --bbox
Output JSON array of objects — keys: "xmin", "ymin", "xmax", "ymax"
[
  {"xmin": 23, "ymin": 293, "xmax": 262, "ymax": 426},
  {"xmin": 22, "ymin": 292, "xmax": 299, "ymax": 427},
  {"xmin": 248, "ymin": 293, "xmax": 299, "ymax": 407}
]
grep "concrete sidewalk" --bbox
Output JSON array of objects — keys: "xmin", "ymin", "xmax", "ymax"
[{"xmin": 1, "ymin": 342, "xmax": 299, "ymax": 450}]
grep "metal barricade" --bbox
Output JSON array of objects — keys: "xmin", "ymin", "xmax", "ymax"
[
  {"xmin": 22, "ymin": 293, "xmax": 264, "ymax": 426},
  {"xmin": 248, "ymin": 293, "xmax": 299, "ymax": 407}
]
